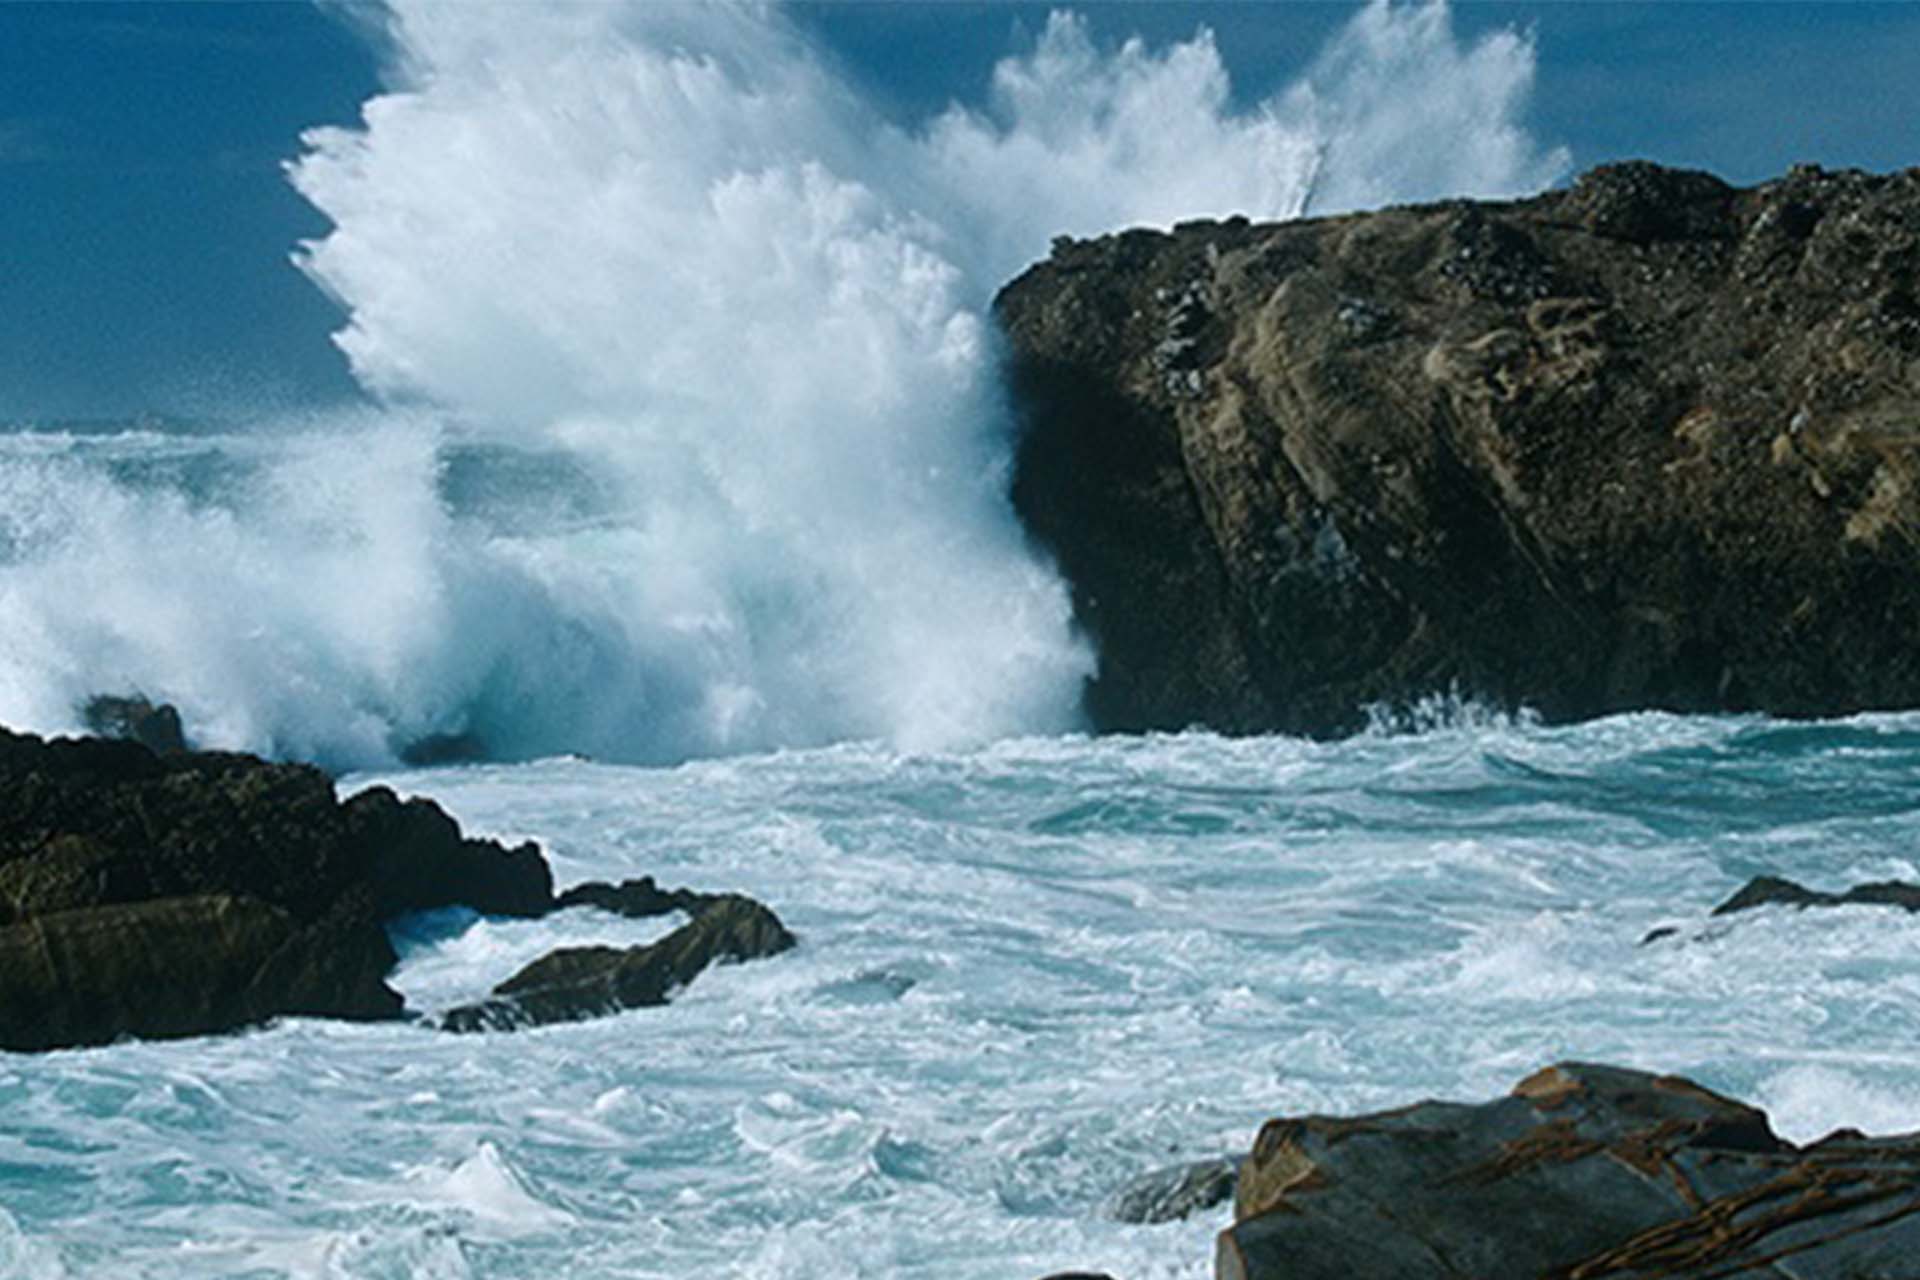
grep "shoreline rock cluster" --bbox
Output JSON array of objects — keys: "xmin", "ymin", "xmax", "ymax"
[
  {"xmin": 1057, "ymin": 1063, "xmax": 1920, "ymax": 1280},
  {"xmin": 0, "ymin": 721, "xmax": 793, "ymax": 1052},
  {"xmin": 999, "ymin": 161, "xmax": 1920, "ymax": 737}
]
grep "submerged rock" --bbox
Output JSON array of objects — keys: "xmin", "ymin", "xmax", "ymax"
[
  {"xmin": 999, "ymin": 162, "xmax": 1920, "ymax": 736},
  {"xmin": 1713, "ymin": 873, "xmax": 1920, "ymax": 915},
  {"xmin": 1105, "ymin": 1155, "xmax": 1239, "ymax": 1224},
  {"xmin": 1219, "ymin": 1062, "xmax": 1920, "ymax": 1280},
  {"xmin": 440, "ymin": 896, "xmax": 796, "ymax": 1032}
]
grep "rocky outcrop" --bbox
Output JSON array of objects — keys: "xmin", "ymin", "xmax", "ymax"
[
  {"xmin": 1104, "ymin": 1155, "xmax": 1239, "ymax": 1224},
  {"xmin": 1219, "ymin": 1062, "xmax": 1920, "ymax": 1280},
  {"xmin": 999, "ymin": 162, "xmax": 1920, "ymax": 735},
  {"xmin": 0, "ymin": 724, "xmax": 799, "ymax": 1050},
  {"xmin": 1714, "ymin": 873, "xmax": 1920, "ymax": 915},
  {"xmin": 552, "ymin": 875, "xmax": 723, "ymax": 919},
  {"xmin": 440, "ymin": 895, "xmax": 795, "ymax": 1032},
  {"xmin": 0, "ymin": 726, "xmax": 522, "ymax": 1050},
  {"xmin": 0, "ymin": 895, "xmax": 401, "ymax": 1052}
]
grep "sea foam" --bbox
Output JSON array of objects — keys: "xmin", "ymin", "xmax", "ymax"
[{"xmin": 0, "ymin": 1, "xmax": 1566, "ymax": 768}]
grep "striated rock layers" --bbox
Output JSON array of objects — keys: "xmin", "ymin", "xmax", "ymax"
[
  {"xmin": 1219, "ymin": 1062, "xmax": 1920, "ymax": 1280},
  {"xmin": 999, "ymin": 162, "xmax": 1920, "ymax": 736},
  {"xmin": 0, "ymin": 726, "xmax": 793, "ymax": 1051}
]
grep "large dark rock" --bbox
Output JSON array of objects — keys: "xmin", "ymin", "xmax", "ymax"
[
  {"xmin": 1218, "ymin": 1062, "xmax": 1920, "ymax": 1280},
  {"xmin": 440, "ymin": 895, "xmax": 796, "ymax": 1032},
  {"xmin": 0, "ymin": 726, "xmax": 551, "ymax": 929},
  {"xmin": 0, "ymin": 724, "xmax": 550, "ymax": 1050},
  {"xmin": 0, "ymin": 894, "xmax": 400, "ymax": 1052},
  {"xmin": 999, "ymin": 162, "xmax": 1920, "ymax": 735},
  {"xmin": 0, "ymin": 723, "xmax": 799, "ymax": 1050}
]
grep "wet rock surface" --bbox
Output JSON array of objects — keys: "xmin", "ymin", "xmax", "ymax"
[
  {"xmin": 439, "ymin": 895, "xmax": 797, "ymax": 1032},
  {"xmin": 999, "ymin": 162, "xmax": 1920, "ymax": 735},
  {"xmin": 1218, "ymin": 1062, "xmax": 1920, "ymax": 1280},
  {"xmin": 0, "ymin": 724, "xmax": 549, "ymax": 1049},
  {"xmin": 1713, "ymin": 873, "xmax": 1920, "ymax": 915},
  {"xmin": 1105, "ymin": 1155, "xmax": 1239, "ymax": 1224},
  {"xmin": 552, "ymin": 875, "xmax": 722, "ymax": 919},
  {"xmin": 0, "ymin": 724, "xmax": 793, "ymax": 1050}
]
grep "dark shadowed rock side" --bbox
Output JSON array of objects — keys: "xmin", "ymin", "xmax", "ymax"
[
  {"xmin": 1217, "ymin": 1062, "xmax": 1920, "ymax": 1280},
  {"xmin": 1714, "ymin": 873, "xmax": 1920, "ymax": 915},
  {"xmin": 999, "ymin": 161, "xmax": 1920, "ymax": 736},
  {"xmin": 0, "ymin": 725, "xmax": 793, "ymax": 1051},
  {"xmin": 1104, "ymin": 1155, "xmax": 1239, "ymax": 1224},
  {"xmin": 441, "ymin": 895, "xmax": 796, "ymax": 1032}
]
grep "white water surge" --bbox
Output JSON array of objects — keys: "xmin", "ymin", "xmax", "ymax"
[
  {"xmin": 4, "ymin": 713, "xmax": 1920, "ymax": 1278},
  {"xmin": 0, "ymin": 1, "xmax": 1565, "ymax": 768}
]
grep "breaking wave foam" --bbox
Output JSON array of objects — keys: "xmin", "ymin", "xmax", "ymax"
[{"xmin": 0, "ymin": 1, "xmax": 1566, "ymax": 768}]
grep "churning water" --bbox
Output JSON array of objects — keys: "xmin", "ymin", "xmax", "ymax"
[
  {"xmin": 5, "ymin": 7, "xmax": 1910, "ymax": 1278},
  {"xmin": 5, "ymin": 714, "xmax": 1920, "ymax": 1278},
  {"xmin": 0, "ymin": 0, "xmax": 1563, "ymax": 769}
]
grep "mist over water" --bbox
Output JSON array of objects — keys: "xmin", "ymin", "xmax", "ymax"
[{"xmin": 0, "ymin": 1, "xmax": 1567, "ymax": 768}]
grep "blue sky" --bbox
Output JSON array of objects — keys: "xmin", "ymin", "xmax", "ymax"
[{"xmin": 4, "ymin": 1, "xmax": 1919, "ymax": 421}]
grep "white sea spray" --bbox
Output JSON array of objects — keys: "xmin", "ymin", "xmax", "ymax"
[{"xmin": 0, "ymin": 1, "xmax": 1564, "ymax": 768}]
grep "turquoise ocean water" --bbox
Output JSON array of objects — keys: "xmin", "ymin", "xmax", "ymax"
[{"xmin": 5, "ymin": 713, "xmax": 1920, "ymax": 1278}]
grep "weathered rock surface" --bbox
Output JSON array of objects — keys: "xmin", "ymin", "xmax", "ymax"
[
  {"xmin": 0, "ymin": 724, "xmax": 548, "ymax": 1049},
  {"xmin": 0, "ymin": 724, "xmax": 800, "ymax": 1050},
  {"xmin": 0, "ymin": 895, "xmax": 401, "ymax": 1052},
  {"xmin": 1714, "ymin": 873, "xmax": 1920, "ymax": 915},
  {"xmin": 1105, "ymin": 1155, "xmax": 1240, "ymax": 1224},
  {"xmin": 440, "ymin": 895, "xmax": 797, "ymax": 1032},
  {"xmin": 999, "ymin": 162, "xmax": 1920, "ymax": 736},
  {"xmin": 1219, "ymin": 1062, "xmax": 1920, "ymax": 1280},
  {"xmin": 552, "ymin": 875, "xmax": 721, "ymax": 919}
]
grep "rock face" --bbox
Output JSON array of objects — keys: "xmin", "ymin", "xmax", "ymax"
[
  {"xmin": 998, "ymin": 162, "xmax": 1920, "ymax": 736},
  {"xmin": 440, "ymin": 895, "xmax": 796, "ymax": 1032},
  {"xmin": 0, "ymin": 724, "xmax": 550, "ymax": 1050},
  {"xmin": 1105, "ymin": 1155, "xmax": 1239, "ymax": 1224},
  {"xmin": 0, "ymin": 895, "xmax": 400, "ymax": 1052},
  {"xmin": 1714, "ymin": 873, "xmax": 1920, "ymax": 915},
  {"xmin": 1219, "ymin": 1062, "xmax": 1920, "ymax": 1280},
  {"xmin": 0, "ymin": 725, "xmax": 800, "ymax": 1051}
]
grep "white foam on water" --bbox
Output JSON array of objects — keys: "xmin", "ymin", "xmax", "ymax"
[
  {"xmin": 0, "ymin": 0, "xmax": 1565, "ymax": 769},
  {"xmin": 5, "ymin": 713, "xmax": 1920, "ymax": 1274},
  {"xmin": 0, "ymin": 1208, "xmax": 69, "ymax": 1280},
  {"xmin": 398, "ymin": 1144, "xmax": 573, "ymax": 1238}
]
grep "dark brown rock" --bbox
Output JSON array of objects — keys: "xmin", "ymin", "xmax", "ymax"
[
  {"xmin": 0, "ymin": 723, "xmax": 554, "ymax": 1049},
  {"xmin": 552, "ymin": 876, "xmax": 718, "ymax": 919},
  {"xmin": 0, "ymin": 894, "xmax": 400, "ymax": 1052},
  {"xmin": 440, "ymin": 895, "xmax": 796, "ymax": 1032},
  {"xmin": 0, "ymin": 725, "xmax": 550, "ymax": 929},
  {"xmin": 344, "ymin": 785, "xmax": 552, "ymax": 920},
  {"xmin": 1713, "ymin": 873, "xmax": 1920, "ymax": 915},
  {"xmin": 999, "ymin": 162, "xmax": 1920, "ymax": 736},
  {"xmin": 0, "ymin": 722, "xmax": 799, "ymax": 1049},
  {"xmin": 1217, "ymin": 1062, "xmax": 1920, "ymax": 1280}
]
